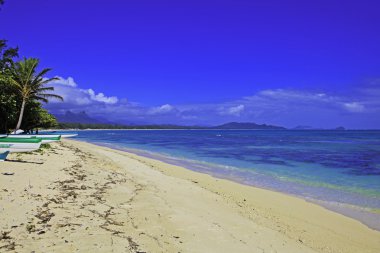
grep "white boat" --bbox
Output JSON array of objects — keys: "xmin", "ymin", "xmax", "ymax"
[
  {"xmin": 0, "ymin": 137, "xmax": 42, "ymax": 153},
  {"xmin": 11, "ymin": 133, "xmax": 78, "ymax": 138},
  {"xmin": 60, "ymin": 134, "xmax": 78, "ymax": 138},
  {"xmin": 8, "ymin": 134, "xmax": 61, "ymax": 144}
]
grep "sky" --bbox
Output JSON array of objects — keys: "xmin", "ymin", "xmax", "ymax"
[{"xmin": 1, "ymin": 0, "xmax": 380, "ymax": 128}]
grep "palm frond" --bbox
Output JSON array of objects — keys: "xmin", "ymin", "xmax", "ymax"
[
  {"xmin": 10, "ymin": 58, "xmax": 64, "ymax": 104},
  {"xmin": 24, "ymin": 58, "xmax": 38, "ymax": 85},
  {"xmin": 33, "ymin": 68, "xmax": 52, "ymax": 81},
  {"xmin": 33, "ymin": 96, "xmax": 49, "ymax": 103},
  {"xmin": 34, "ymin": 93, "xmax": 64, "ymax": 102},
  {"xmin": 34, "ymin": 77, "xmax": 59, "ymax": 86},
  {"xmin": 36, "ymin": 86, "xmax": 55, "ymax": 92}
]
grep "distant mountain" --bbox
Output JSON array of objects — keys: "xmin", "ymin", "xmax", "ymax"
[
  {"xmin": 292, "ymin": 125, "xmax": 346, "ymax": 130},
  {"xmin": 213, "ymin": 122, "xmax": 286, "ymax": 130},
  {"xmin": 54, "ymin": 114, "xmax": 286, "ymax": 130},
  {"xmin": 293, "ymin": 125, "xmax": 316, "ymax": 130},
  {"xmin": 54, "ymin": 111, "xmax": 104, "ymax": 124}
]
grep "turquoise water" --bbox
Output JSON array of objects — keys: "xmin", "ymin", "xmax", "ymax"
[{"xmin": 58, "ymin": 129, "xmax": 380, "ymax": 227}]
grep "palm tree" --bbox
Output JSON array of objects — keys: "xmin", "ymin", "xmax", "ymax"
[{"xmin": 10, "ymin": 58, "xmax": 63, "ymax": 132}]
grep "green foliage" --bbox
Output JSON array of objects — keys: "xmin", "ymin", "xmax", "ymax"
[
  {"xmin": 41, "ymin": 143, "xmax": 52, "ymax": 150},
  {"xmin": 10, "ymin": 57, "xmax": 63, "ymax": 131},
  {"xmin": 0, "ymin": 41, "xmax": 61, "ymax": 133},
  {"xmin": 0, "ymin": 40, "xmax": 19, "ymax": 133},
  {"xmin": 20, "ymin": 101, "xmax": 58, "ymax": 131},
  {"xmin": 0, "ymin": 40, "xmax": 18, "ymax": 71},
  {"xmin": 35, "ymin": 108, "xmax": 58, "ymax": 129},
  {"xmin": 0, "ymin": 81, "xmax": 18, "ymax": 132},
  {"xmin": 10, "ymin": 58, "xmax": 63, "ymax": 102}
]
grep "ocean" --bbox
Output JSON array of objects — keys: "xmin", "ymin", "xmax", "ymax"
[{"xmin": 58, "ymin": 129, "xmax": 380, "ymax": 230}]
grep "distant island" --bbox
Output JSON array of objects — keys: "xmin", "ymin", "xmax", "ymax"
[
  {"xmin": 293, "ymin": 125, "xmax": 346, "ymax": 130},
  {"xmin": 292, "ymin": 125, "xmax": 316, "ymax": 130},
  {"xmin": 54, "ymin": 111, "xmax": 286, "ymax": 130},
  {"xmin": 54, "ymin": 111, "xmax": 348, "ymax": 130},
  {"xmin": 212, "ymin": 122, "xmax": 286, "ymax": 130}
]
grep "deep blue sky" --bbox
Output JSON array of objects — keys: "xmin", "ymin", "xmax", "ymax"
[{"xmin": 1, "ymin": 0, "xmax": 380, "ymax": 128}]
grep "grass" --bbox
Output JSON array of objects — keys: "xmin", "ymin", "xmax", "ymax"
[
  {"xmin": 41, "ymin": 143, "xmax": 52, "ymax": 150},
  {"xmin": 28, "ymin": 143, "xmax": 52, "ymax": 155}
]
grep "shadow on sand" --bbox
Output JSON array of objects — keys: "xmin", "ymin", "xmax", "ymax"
[{"xmin": 5, "ymin": 159, "xmax": 44, "ymax": 165}]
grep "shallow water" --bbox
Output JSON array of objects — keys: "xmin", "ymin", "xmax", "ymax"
[{"xmin": 56, "ymin": 129, "xmax": 380, "ymax": 229}]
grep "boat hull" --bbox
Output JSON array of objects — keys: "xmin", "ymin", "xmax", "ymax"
[
  {"xmin": 0, "ymin": 151, "xmax": 9, "ymax": 161},
  {"xmin": 9, "ymin": 133, "xmax": 77, "ymax": 138},
  {"xmin": 0, "ymin": 142, "xmax": 42, "ymax": 153},
  {"xmin": 40, "ymin": 139, "xmax": 56, "ymax": 144},
  {"xmin": 10, "ymin": 134, "xmax": 61, "ymax": 138},
  {"xmin": 60, "ymin": 134, "xmax": 78, "ymax": 138},
  {"xmin": 7, "ymin": 135, "xmax": 61, "ymax": 144}
]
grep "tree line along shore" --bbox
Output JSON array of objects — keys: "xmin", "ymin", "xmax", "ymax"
[{"xmin": 0, "ymin": 40, "xmax": 63, "ymax": 134}]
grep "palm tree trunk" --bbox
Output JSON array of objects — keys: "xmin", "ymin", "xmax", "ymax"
[{"xmin": 14, "ymin": 99, "xmax": 26, "ymax": 133}]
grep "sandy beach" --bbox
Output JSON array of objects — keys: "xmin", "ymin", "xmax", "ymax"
[{"xmin": 0, "ymin": 140, "xmax": 379, "ymax": 253}]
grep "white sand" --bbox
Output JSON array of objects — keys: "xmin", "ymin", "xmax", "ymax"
[{"xmin": 0, "ymin": 140, "xmax": 379, "ymax": 253}]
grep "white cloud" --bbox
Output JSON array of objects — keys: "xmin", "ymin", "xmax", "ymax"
[
  {"xmin": 255, "ymin": 89, "xmax": 336, "ymax": 104},
  {"xmin": 75, "ymin": 97, "xmax": 92, "ymax": 105},
  {"xmin": 48, "ymin": 76, "xmax": 77, "ymax": 87},
  {"xmin": 342, "ymin": 102, "xmax": 365, "ymax": 113},
  {"xmin": 254, "ymin": 89, "xmax": 372, "ymax": 114},
  {"xmin": 220, "ymin": 104, "xmax": 245, "ymax": 116},
  {"xmin": 148, "ymin": 104, "xmax": 175, "ymax": 115},
  {"xmin": 47, "ymin": 76, "xmax": 118, "ymax": 105},
  {"xmin": 44, "ymin": 76, "xmax": 380, "ymax": 128},
  {"xmin": 86, "ymin": 89, "xmax": 118, "ymax": 104}
]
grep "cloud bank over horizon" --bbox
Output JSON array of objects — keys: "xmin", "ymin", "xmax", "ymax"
[{"xmin": 44, "ymin": 76, "xmax": 380, "ymax": 129}]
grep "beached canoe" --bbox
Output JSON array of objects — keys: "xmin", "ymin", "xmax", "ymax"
[
  {"xmin": 10, "ymin": 133, "xmax": 78, "ymax": 138},
  {"xmin": 36, "ymin": 134, "xmax": 78, "ymax": 138},
  {"xmin": 7, "ymin": 135, "xmax": 61, "ymax": 144},
  {"xmin": 0, "ymin": 137, "xmax": 42, "ymax": 153},
  {"xmin": 0, "ymin": 151, "xmax": 9, "ymax": 161},
  {"xmin": 30, "ymin": 133, "xmax": 78, "ymax": 138},
  {"xmin": 33, "ymin": 134, "xmax": 78, "ymax": 138},
  {"xmin": 60, "ymin": 134, "xmax": 78, "ymax": 138}
]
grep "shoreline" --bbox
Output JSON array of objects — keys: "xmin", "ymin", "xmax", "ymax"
[
  {"xmin": 71, "ymin": 139, "xmax": 380, "ymax": 232},
  {"xmin": 1, "ymin": 139, "xmax": 379, "ymax": 252},
  {"xmin": 47, "ymin": 128, "xmax": 380, "ymax": 131}
]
